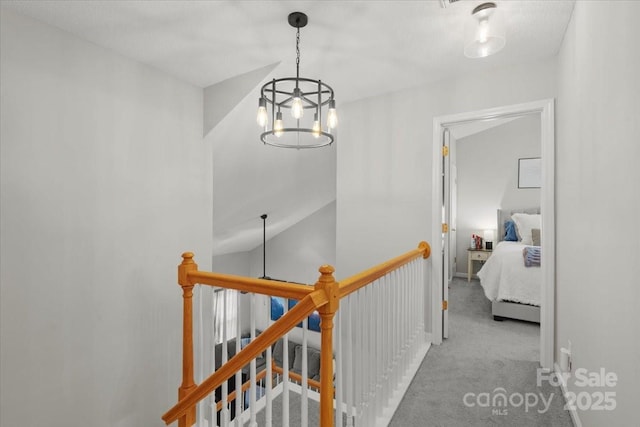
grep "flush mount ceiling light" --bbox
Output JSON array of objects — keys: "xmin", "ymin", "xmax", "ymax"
[
  {"xmin": 464, "ymin": 2, "xmax": 506, "ymax": 59},
  {"xmin": 256, "ymin": 12, "xmax": 337, "ymax": 149}
]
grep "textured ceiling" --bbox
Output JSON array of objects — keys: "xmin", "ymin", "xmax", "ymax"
[
  {"xmin": 2, "ymin": 0, "xmax": 575, "ymax": 103},
  {"xmin": 2, "ymin": 0, "xmax": 575, "ymax": 255}
]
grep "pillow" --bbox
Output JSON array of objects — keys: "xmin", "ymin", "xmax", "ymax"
[
  {"xmin": 292, "ymin": 345, "xmax": 321, "ymax": 378},
  {"xmin": 504, "ymin": 220, "xmax": 519, "ymax": 241},
  {"xmin": 511, "ymin": 213, "xmax": 541, "ymax": 246},
  {"xmin": 272, "ymin": 339, "xmax": 296, "ymax": 369},
  {"xmin": 531, "ymin": 228, "xmax": 541, "ymax": 246}
]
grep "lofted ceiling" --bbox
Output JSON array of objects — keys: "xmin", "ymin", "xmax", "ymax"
[{"xmin": 1, "ymin": 0, "xmax": 575, "ymax": 255}]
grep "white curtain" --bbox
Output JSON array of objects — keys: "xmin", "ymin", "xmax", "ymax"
[{"xmin": 212, "ymin": 288, "xmax": 238, "ymax": 344}]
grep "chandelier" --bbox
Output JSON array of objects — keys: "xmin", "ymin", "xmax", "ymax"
[{"xmin": 256, "ymin": 12, "xmax": 337, "ymax": 149}]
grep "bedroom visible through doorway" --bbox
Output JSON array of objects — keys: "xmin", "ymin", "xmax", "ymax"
[{"xmin": 431, "ymin": 99, "xmax": 555, "ymax": 370}]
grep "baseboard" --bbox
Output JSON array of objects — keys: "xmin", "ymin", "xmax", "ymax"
[
  {"xmin": 554, "ymin": 362, "xmax": 582, "ymax": 427},
  {"xmin": 424, "ymin": 332, "xmax": 433, "ymax": 343},
  {"xmin": 377, "ymin": 341, "xmax": 431, "ymax": 426},
  {"xmin": 454, "ymin": 272, "xmax": 480, "ymax": 280}
]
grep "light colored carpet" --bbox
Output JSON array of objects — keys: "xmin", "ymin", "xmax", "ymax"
[
  {"xmin": 254, "ymin": 391, "xmax": 322, "ymax": 427},
  {"xmin": 388, "ymin": 278, "xmax": 573, "ymax": 427}
]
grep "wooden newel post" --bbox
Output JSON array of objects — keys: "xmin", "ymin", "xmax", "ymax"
[
  {"xmin": 315, "ymin": 264, "xmax": 339, "ymax": 427},
  {"xmin": 178, "ymin": 252, "xmax": 198, "ymax": 427}
]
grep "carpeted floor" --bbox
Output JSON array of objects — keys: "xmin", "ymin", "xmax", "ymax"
[{"xmin": 388, "ymin": 278, "xmax": 573, "ymax": 427}]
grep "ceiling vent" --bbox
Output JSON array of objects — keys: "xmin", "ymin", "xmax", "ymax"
[{"xmin": 439, "ymin": 0, "xmax": 462, "ymax": 8}]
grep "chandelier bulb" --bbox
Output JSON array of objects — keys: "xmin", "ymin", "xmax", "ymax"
[
  {"xmin": 327, "ymin": 99, "xmax": 338, "ymax": 129},
  {"xmin": 257, "ymin": 98, "xmax": 268, "ymax": 127},
  {"xmin": 477, "ymin": 19, "xmax": 490, "ymax": 44},
  {"xmin": 291, "ymin": 88, "xmax": 304, "ymax": 119},
  {"xmin": 312, "ymin": 112, "xmax": 321, "ymax": 138},
  {"xmin": 274, "ymin": 111, "xmax": 284, "ymax": 137}
]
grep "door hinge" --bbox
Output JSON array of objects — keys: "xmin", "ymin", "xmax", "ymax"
[
  {"xmin": 442, "ymin": 146, "xmax": 449, "ymax": 157},
  {"xmin": 442, "ymin": 223, "xmax": 449, "ymax": 233},
  {"xmin": 442, "ymin": 300, "xmax": 448, "ymax": 310}
]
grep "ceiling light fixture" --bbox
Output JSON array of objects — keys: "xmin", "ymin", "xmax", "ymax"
[
  {"xmin": 464, "ymin": 2, "xmax": 506, "ymax": 59},
  {"xmin": 257, "ymin": 12, "xmax": 337, "ymax": 148}
]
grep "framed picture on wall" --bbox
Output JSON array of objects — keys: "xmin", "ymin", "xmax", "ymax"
[{"xmin": 518, "ymin": 157, "xmax": 541, "ymax": 188}]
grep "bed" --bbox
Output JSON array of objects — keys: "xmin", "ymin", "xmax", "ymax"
[{"xmin": 477, "ymin": 208, "xmax": 541, "ymax": 323}]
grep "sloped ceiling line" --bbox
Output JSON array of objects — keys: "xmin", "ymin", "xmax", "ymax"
[{"xmin": 203, "ymin": 62, "xmax": 279, "ymax": 137}]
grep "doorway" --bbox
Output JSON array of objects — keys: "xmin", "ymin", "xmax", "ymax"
[{"xmin": 431, "ymin": 99, "xmax": 555, "ymax": 370}]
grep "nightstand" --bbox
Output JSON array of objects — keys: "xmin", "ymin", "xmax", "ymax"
[{"xmin": 467, "ymin": 249, "xmax": 492, "ymax": 282}]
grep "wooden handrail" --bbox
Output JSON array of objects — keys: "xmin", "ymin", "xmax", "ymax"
[
  {"xmin": 162, "ymin": 288, "xmax": 329, "ymax": 425},
  {"xmin": 213, "ymin": 364, "xmax": 327, "ymax": 412},
  {"xmin": 338, "ymin": 241, "xmax": 431, "ymax": 298},
  {"xmin": 186, "ymin": 270, "xmax": 314, "ymax": 300},
  {"xmin": 272, "ymin": 363, "xmax": 324, "ymax": 392}
]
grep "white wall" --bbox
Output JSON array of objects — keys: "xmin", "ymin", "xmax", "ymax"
[
  {"xmin": 0, "ymin": 10, "xmax": 212, "ymax": 427},
  {"xmin": 556, "ymin": 2, "xmax": 640, "ymax": 425},
  {"xmin": 212, "ymin": 251, "xmax": 251, "ymax": 276},
  {"xmin": 248, "ymin": 201, "xmax": 336, "ymax": 284},
  {"xmin": 456, "ymin": 115, "xmax": 541, "ymax": 275},
  {"xmin": 337, "ymin": 58, "xmax": 557, "ymax": 282}
]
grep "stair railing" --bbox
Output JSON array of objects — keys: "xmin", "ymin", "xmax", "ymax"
[{"xmin": 162, "ymin": 241, "xmax": 431, "ymax": 427}]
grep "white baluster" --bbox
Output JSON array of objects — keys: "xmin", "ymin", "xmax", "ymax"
[
  {"xmin": 383, "ymin": 275, "xmax": 389, "ymax": 413},
  {"xmin": 282, "ymin": 299, "xmax": 290, "ymax": 427},
  {"xmin": 221, "ymin": 290, "xmax": 229, "ymax": 427},
  {"xmin": 420, "ymin": 259, "xmax": 425, "ymax": 331},
  {"xmin": 412, "ymin": 262, "xmax": 417, "ymax": 350},
  {"xmin": 413, "ymin": 258, "xmax": 422, "ymax": 342},
  {"xmin": 365, "ymin": 286, "xmax": 371, "ymax": 414},
  {"xmin": 389, "ymin": 271, "xmax": 395, "ymax": 393},
  {"xmin": 393, "ymin": 270, "xmax": 402, "ymax": 390},
  {"xmin": 210, "ymin": 288, "xmax": 217, "ymax": 426},
  {"xmin": 301, "ymin": 317, "xmax": 308, "ymax": 427},
  {"xmin": 266, "ymin": 339, "xmax": 273, "ymax": 427},
  {"xmin": 365, "ymin": 285, "xmax": 373, "ymax": 426},
  {"xmin": 416, "ymin": 260, "xmax": 420, "ymax": 333},
  {"xmin": 234, "ymin": 292, "xmax": 242, "ymax": 427},
  {"xmin": 334, "ymin": 308, "xmax": 343, "ymax": 427},
  {"xmin": 344, "ymin": 295, "xmax": 354, "ymax": 427},
  {"xmin": 403, "ymin": 265, "xmax": 409, "ymax": 368},
  {"xmin": 407, "ymin": 263, "xmax": 412, "ymax": 348},
  {"xmin": 197, "ymin": 285, "xmax": 205, "ymax": 426},
  {"xmin": 353, "ymin": 291, "xmax": 362, "ymax": 426},
  {"xmin": 375, "ymin": 278, "xmax": 383, "ymax": 418},
  {"xmin": 249, "ymin": 294, "xmax": 257, "ymax": 427},
  {"xmin": 373, "ymin": 280, "xmax": 380, "ymax": 421}
]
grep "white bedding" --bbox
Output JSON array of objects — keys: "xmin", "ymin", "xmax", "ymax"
[{"xmin": 477, "ymin": 241, "xmax": 541, "ymax": 306}]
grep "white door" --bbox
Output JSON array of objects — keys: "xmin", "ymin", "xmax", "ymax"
[
  {"xmin": 450, "ymin": 164, "xmax": 458, "ymax": 281},
  {"xmin": 442, "ymin": 130, "xmax": 451, "ymax": 339}
]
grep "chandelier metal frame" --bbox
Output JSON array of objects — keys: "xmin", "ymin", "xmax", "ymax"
[{"xmin": 257, "ymin": 12, "xmax": 337, "ymax": 149}]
